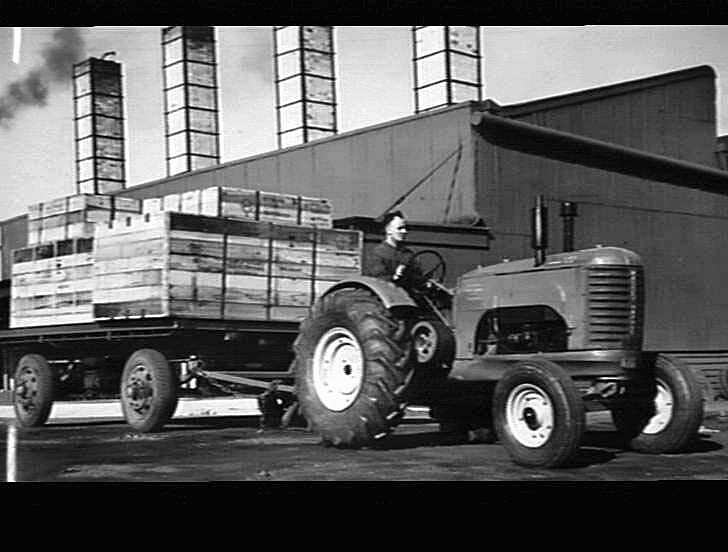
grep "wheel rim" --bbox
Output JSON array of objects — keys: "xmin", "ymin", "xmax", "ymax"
[
  {"xmin": 642, "ymin": 378, "xmax": 673, "ymax": 435},
  {"xmin": 124, "ymin": 363, "xmax": 156, "ymax": 418},
  {"xmin": 15, "ymin": 366, "xmax": 40, "ymax": 414},
  {"xmin": 312, "ymin": 327, "xmax": 364, "ymax": 411},
  {"xmin": 505, "ymin": 383, "xmax": 554, "ymax": 447},
  {"xmin": 412, "ymin": 322, "xmax": 436, "ymax": 363}
]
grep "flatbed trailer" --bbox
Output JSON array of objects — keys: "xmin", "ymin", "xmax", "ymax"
[{"xmin": 0, "ymin": 316, "xmax": 301, "ymax": 431}]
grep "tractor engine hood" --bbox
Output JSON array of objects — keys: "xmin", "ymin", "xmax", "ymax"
[{"xmin": 461, "ymin": 246, "xmax": 642, "ymax": 280}]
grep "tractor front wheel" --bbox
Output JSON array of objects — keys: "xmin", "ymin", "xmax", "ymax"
[
  {"xmin": 294, "ymin": 288, "xmax": 412, "ymax": 447},
  {"xmin": 493, "ymin": 359, "xmax": 585, "ymax": 468}
]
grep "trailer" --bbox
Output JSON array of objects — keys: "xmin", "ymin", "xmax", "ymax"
[{"xmin": 0, "ymin": 316, "xmax": 302, "ymax": 430}]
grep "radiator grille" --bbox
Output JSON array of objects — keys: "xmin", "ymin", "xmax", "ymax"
[{"xmin": 586, "ymin": 266, "xmax": 643, "ymax": 349}]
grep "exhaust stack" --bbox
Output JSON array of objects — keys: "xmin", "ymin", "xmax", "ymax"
[
  {"xmin": 273, "ymin": 26, "xmax": 337, "ymax": 148},
  {"xmin": 531, "ymin": 194, "xmax": 548, "ymax": 266},
  {"xmin": 73, "ymin": 56, "xmax": 126, "ymax": 194},
  {"xmin": 412, "ymin": 26, "xmax": 482, "ymax": 114},
  {"xmin": 162, "ymin": 26, "xmax": 220, "ymax": 176},
  {"xmin": 560, "ymin": 201, "xmax": 578, "ymax": 252}
]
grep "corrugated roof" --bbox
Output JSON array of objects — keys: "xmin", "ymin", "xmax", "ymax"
[{"xmin": 486, "ymin": 65, "xmax": 716, "ymax": 118}]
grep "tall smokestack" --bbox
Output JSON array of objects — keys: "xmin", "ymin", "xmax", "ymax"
[
  {"xmin": 162, "ymin": 26, "xmax": 221, "ymax": 176},
  {"xmin": 73, "ymin": 56, "xmax": 126, "ymax": 194},
  {"xmin": 273, "ymin": 26, "xmax": 337, "ymax": 148},
  {"xmin": 412, "ymin": 26, "xmax": 482, "ymax": 113}
]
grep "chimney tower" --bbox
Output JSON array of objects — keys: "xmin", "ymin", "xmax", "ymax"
[
  {"xmin": 73, "ymin": 57, "xmax": 126, "ymax": 194},
  {"xmin": 162, "ymin": 26, "xmax": 221, "ymax": 176},
  {"xmin": 412, "ymin": 26, "xmax": 482, "ymax": 113},
  {"xmin": 273, "ymin": 26, "xmax": 337, "ymax": 148}
]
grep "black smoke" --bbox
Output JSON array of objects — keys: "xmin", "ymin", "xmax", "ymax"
[{"xmin": 0, "ymin": 27, "xmax": 85, "ymax": 127}]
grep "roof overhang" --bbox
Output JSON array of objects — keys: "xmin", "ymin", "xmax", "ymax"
[{"xmin": 471, "ymin": 110, "xmax": 728, "ymax": 197}]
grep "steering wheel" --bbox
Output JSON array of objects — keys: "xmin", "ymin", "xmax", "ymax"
[{"xmin": 411, "ymin": 249, "xmax": 446, "ymax": 284}]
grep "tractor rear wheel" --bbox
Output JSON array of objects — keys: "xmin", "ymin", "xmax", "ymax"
[
  {"xmin": 611, "ymin": 354, "xmax": 703, "ymax": 453},
  {"xmin": 294, "ymin": 287, "xmax": 412, "ymax": 447},
  {"xmin": 493, "ymin": 359, "xmax": 585, "ymax": 468}
]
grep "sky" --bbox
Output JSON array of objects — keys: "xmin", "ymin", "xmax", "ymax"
[{"xmin": 1, "ymin": 25, "xmax": 728, "ymax": 222}]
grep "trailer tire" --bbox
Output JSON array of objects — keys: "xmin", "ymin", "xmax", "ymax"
[
  {"xmin": 13, "ymin": 354, "xmax": 55, "ymax": 428},
  {"xmin": 611, "ymin": 354, "xmax": 703, "ymax": 453},
  {"xmin": 493, "ymin": 359, "xmax": 585, "ymax": 468},
  {"xmin": 121, "ymin": 349, "xmax": 178, "ymax": 433},
  {"xmin": 294, "ymin": 287, "xmax": 412, "ymax": 448}
]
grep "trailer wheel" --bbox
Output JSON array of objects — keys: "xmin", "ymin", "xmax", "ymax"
[
  {"xmin": 294, "ymin": 287, "xmax": 412, "ymax": 447},
  {"xmin": 493, "ymin": 359, "xmax": 585, "ymax": 468},
  {"xmin": 13, "ymin": 354, "xmax": 55, "ymax": 428},
  {"xmin": 719, "ymin": 367, "xmax": 728, "ymax": 400},
  {"xmin": 611, "ymin": 354, "xmax": 703, "ymax": 453},
  {"xmin": 121, "ymin": 349, "xmax": 178, "ymax": 433}
]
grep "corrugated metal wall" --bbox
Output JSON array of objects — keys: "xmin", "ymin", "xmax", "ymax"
[
  {"xmin": 474, "ymin": 67, "xmax": 728, "ymax": 351},
  {"xmin": 117, "ymin": 104, "xmax": 479, "ymax": 225},
  {"xmin": 500, "ymin": 66, "xmax": 717, "ymax": 166}
]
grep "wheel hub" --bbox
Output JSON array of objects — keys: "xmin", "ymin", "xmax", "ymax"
[
  {"xmin": 312, "ymin": 327, "xmax": 364, "ymax": 411},
  {"xmin": 125, "ymin": 364, "xmax": 155, "ymax": 414},
  {"xmin": 505, "ymin": 383, "xmax": 554, "ymax": 448},
  {"xmin": 642, "ymin": 378, "xmax": 673, "ymax": 434},
  {"xmin": 15, "ymin": 369, "xmax": 38, "ymax": 411}
]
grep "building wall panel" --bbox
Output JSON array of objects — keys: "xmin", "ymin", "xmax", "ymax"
[
  {"xmin": 507, "ymin": 68, "xmax": 717, "ymax": 167},
  {"xmin": 115, "ymin": 104, "xmax": 479, "ymax": 224}
]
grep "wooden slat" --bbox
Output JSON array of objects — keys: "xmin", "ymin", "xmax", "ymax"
[
  {"xmin": 225, "ymin": 258, "xmax": 269, "ymax": 277},
  {"xmin": 94, "ymin": 256, "xmax": 167, "ymax": 274},
  {"xmin": 223, "ymin": 302, "xmax": 268, "ymax": 320},
  {"xmin": 269, "ymin": 306, "xmax": 310, "ymax": 321},
  {"xmin": 168, "ymin": 253, "xmax": 223, "ymax": 272},
  {"xmin": 272, "ymin": 262, "xmax": 313, "ymax": 278},
  {"xmin": 169, "ymin": 299, "xmax": 223, "ymax": 318},
  {"xmin": 94, "ymin": 269, "xmax": 165, "ymax": 290},
  {"xmin": 315, "ymin": 251, "xmax": 361, "ymax": 268},
  {"xmin": 271, "ymin": 277, "xmax": 312, "ymax": 306},
  {"xmin": 94, "ymin": 298, "xmax": 168, "ymax": 319},
  {"xmin": 314, "ymin": 265, "xmax": 360, "ymax": 280}
]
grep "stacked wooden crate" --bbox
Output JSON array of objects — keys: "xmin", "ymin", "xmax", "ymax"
[
  {"xmin": 10, "ymin": 238, "xmax": 95, "ymax": 327},
  {"xmin": 11, "ymin": 193, "xmax": 142, "ymax": 328},
  {"xmin": 93, "ymin": 212, "xmax": 361, "ymax": 322},
  {"xmin": 142, "ymin": 187, "xmax": 333, "ymax": 228},
  {"xmin": 27, "ymin": 194, "xmax": 141, "ymax": 245}
]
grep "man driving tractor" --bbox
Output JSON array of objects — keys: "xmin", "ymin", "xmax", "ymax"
[{"xmin": 363, "ymin": 210, "xmax": 428, "ymax": 289}]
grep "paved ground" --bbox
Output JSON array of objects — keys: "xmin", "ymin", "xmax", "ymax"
[{"xmin": 2, "ymin": 402, "xmax": 727, "ymax": 481}]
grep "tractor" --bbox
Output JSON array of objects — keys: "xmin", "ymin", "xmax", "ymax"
[{"xmin": 293, "ymin": 196, "xmax": 704, "ymax": 468}]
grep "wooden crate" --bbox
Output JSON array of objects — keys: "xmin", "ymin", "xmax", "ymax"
[
  {"xmin": 200, "ymin": 187, "xmax": 258, "ymax": 220},
  {"xmin": 88, "ymin": 212, "xmax": 362, "ymax": 323},
  {"xmin": 300, "ymin": 196, "xmax": 333, "ymax": 228},
  {"xmin": 93, "ymin": 212, "xmax": 226, "ymax": 320},
  {"xmin": 10, "ymin": 238, "xmax": 96, "ymax": 328},
  {"xmin": 27, "ymin": 193, "xmax": 140, "ymax": 246},
  {"xmin": 259, "ymin": 192, "xmax": 299, "ymax": 225}
]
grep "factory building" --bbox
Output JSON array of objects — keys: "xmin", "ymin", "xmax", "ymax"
[{"xmin": 1, "ymin": 63, "xmax": 727, "ymax": 395}]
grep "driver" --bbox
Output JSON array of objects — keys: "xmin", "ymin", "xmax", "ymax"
[{"xmin": 364, "ymin": 210, "xmax": 428, "ymax": 289}]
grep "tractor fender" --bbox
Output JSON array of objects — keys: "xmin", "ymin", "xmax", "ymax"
[{"xmin": 321, "ymin": 276, "xmax": 418, "ymax": 311}]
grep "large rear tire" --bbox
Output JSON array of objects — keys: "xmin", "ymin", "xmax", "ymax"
[
  {"xmin": 120, "ymin": 349, "xmax": 178, "ymax": 433},
  {"xmin": 294, "ymin": 288, "xmax": 412, "ymax": 447},
  {"xmin": 13, "ymin": 354, "xmax": 55, "ymax": 428},
  {"xmin": 611, "ymin": 354, "xmax": 703, "ymax": 453},
  {"xmin": 493, "ymin": 359, "xmax": 585, "ymax": 468}
]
